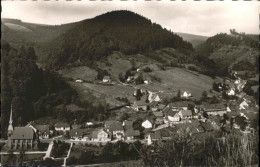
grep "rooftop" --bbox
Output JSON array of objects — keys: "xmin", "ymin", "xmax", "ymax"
[{"xmin": 11, "ymin": 127, "xmax": 34, "ymax": 140}]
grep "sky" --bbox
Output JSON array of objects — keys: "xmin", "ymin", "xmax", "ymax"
[{"xmin": 2, "ymin": 0, "xmax": 260, "ymax": 36}]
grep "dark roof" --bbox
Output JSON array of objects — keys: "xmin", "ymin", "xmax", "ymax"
[
  {"xmin": 109, "ymin": 122, "xmax": 124, "ymax": 131},
  {"xmin": 158, "ymin": 104, "xmax": 166, "ymax": 110},
  {"xmin": 55, "ymin": 122, "xmax": 70, "ymax": 128},
  {"xmin": 168, "ymin": 101, "xmax": 189, "ymax": 108},
  {"xmin": 162, "ymin": 107, "xmax": 172, "ymax": 113},
  {"xmin": 34, "ymin": 125, "xmax": 49, "ymax": 134},
  {"xmin": 125, "ymin": 130, "xmax": 140, "ymax": 137},
  {"xmin": 149, "ymin": 101, "xmax": 159, "ymax": 107},
  {"xmin": 179, "ymin": 110, "xmax": 192, "ymax": 117},
  {"xmin": 11, "ymin": 127, "xmax": 34, "ymax": 140},
  {"xmin": 134, "ymin": 100, "xmax": 147, "ymax": 106},
  {"xmin": 153, "ymin": 111, "xmax": 164, "ymax": 117},
  {"xmin": 123, "ymin": 120, "xmax": 133, "ymax": 130},
  {"xmin": 166, "ymin": 110, "xmax": 178, "ymax": 117},
  {"xmin": 91, "ymin": 129, "xmax": 111, "ymax": 139},
  {"xmin": 69, "ymin": 129, "xmax": 84, "ymax": 137},
  {"xmin": 202, "ymin": 103, "xmax": 226, "ymax": 111},
  {"xmin": 150, "ymin": 132, "xmax": 161, "ymax": 140}
]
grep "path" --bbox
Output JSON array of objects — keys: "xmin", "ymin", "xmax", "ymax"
[
  {"xmin": 62, "ymin": 142, "xmax": 73, "ymax": 167},
  {"xmin": 0, "ymin": 151, "xmax": 46, "ymax": 155},
  {"xmin": 43, "ymin": 141, "xmax": 54, "ymax": 160}
]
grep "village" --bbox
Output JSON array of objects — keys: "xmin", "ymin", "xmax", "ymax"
[{"xmin": 0, "ymin": 64, "xmax": 258, "ymax": 166}]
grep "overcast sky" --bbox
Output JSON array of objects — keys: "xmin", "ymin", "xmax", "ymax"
[{"xmin": 2, "ymin": 0, "xmax": 259, "ymax": 36}]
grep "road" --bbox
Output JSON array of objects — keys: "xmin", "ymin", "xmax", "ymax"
[
  {"xmin": 0, "ymin": 151, "xmax": 46, "ymax": 155},
  {"xmin": 62, "ymin": 143, "xmax": 73, "ymax": 166},
  {"xmin": 43, "ymin": 141, "xmax": 54, "ymax": 160}
]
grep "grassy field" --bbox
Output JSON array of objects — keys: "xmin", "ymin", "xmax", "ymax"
[{"xmin": 140, "ymin": 67, "xmax": 214, "ymax": 99}]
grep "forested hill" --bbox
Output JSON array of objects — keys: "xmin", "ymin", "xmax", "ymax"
[
  {"xmin": 195, "ymin": 31, "xmax": 259, "ymax": 74},
  {"xmin": 43, "ymin": 10, "xmax": 194, "ymax": 69}
]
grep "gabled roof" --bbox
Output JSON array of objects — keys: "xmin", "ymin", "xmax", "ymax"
[
  {"xmin": 153, "ymin": 111, "xmax": 164, "ymax": 117},
  {"xmin": 55, "ymin": 122, "xmax": 70, "ymax": 128},
  {"xmin": 149, "ymin": 101, "xmax": 159, "ymax": 107},
  {"xmin": 202, "ymin": 103, "xmax": 226, "ymax": 110},
  {"xmin": 69, "ymin": 129, "xmax": 84, "ymax": 137},
  {"xmin": 34, "ymin": 125, "xmax": 50, "ymax": 134},
  {"xmin": 134, "ymin": 100, "xmax": 147, "ymax": 106},
  {"xmin": 109, "ymin": 122, "xmax": 124, "ymax": 131},
  {"xmin": 123, "ymin": 120, "xmax": 134, "ymax": 130},
  {"xmin": 166, "ymin": 110, "xmax": 178, "ymax": 117},
  {"xmin": 149, "ymin": 132, "xmax": 161, "ymax": 140},
  {"xmin": 179, "ymin": 110, "xmax": 192, "ymax": 117},
  {"xmin": 103, "ymin": 76, "xmax": 110, "ymax": 79},
  {"xmin": 158, "ymin": 104, "xmax": 166, "ymax": 110},
  {"xmin": 125, "ymin": 130, "xmax": 140, "ymax": 137},
  {"xmin": 91, "ymin": 129, "xmax": 111, "ymax": 139},
  {"xmin": 162, "ymin": 106, "xmax": 172, "ymax": 113},
  {"xmin": 11, "ymin": 127, "xmax": 34, "ymax": 140}
]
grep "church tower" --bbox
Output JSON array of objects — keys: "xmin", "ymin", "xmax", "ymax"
[{"xmin": 7, "ymin": 104, "xmax": 14, "ymax": 137}]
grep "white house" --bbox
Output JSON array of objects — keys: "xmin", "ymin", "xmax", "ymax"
[
  {"xmin": 92, "ymin": 129, "xmax": 111, "ymax": 142},
  {"xmin": 166, "ymin": 110, "xmax": 180, "ymax": 122},
  {"xmin": 103, "ymin": 76, "xmax": 111, "ymax": 83},
  {"xmin": 239, "ymin": 100, "xmax": 249, "ymax": 110},
  {"xmin": 142, "ymin": 120, "xmax": 153, "ymax": 129},
  {"xmin": 227, "ymin": 88, "xmax": 235, "ymax": 96},
  {"xmin": 55, "ymin": 123, "xmax": 70, "ymax": 131},
  {"xmin": 148, "ymin": 92, "xmax": 161, "ymax": 103},
  {"xmin": 144, "ymin": 80, "xmax": 149, "ymax": 84},
  {"xmin": 181, "ymin": 91, "xmax": 192, "ymax": 98},
  {"xmin": 75, "ymin": 79, "xmax": 83, "ymax": 83}
]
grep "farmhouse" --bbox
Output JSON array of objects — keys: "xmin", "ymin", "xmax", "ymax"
[
  {"xmin": 31, "ymin": 124, "xmax": 51, "ymax": 139},
  {"xmin": 55, "ymin": 123, "xmax": 70, "ymax": 131},
  {"xmin": 105, "ymin": 121, "xmax": 125, "ymax": 140},
  {"xmin": 68, "ymin": 129, "xmax": 84, "ymax": 140},
  {"xmin": 91, "ymin": 129, "xmax": 111, "ymax": 142},
  {"xmin": 227, "ymin": 88, "xmax": 235, "ymax": 96},
  {"xmin": 168, "ymin": 101, "xmax": 189, "ymax": 111},
  {"xmin": 125, "ymin": 130, "xmax": 140, "ymax": 140},
  {"xmin": 201, "ymin": 103, "xmax": 227, "ymax": 116},
  {"xmin": 132, "ymin": 100, "xmax": 148, "ymax": 111},
  {"xmin": 178, "ymin": 110, "xmax": 193, "ymax": 120},
  {"xmin": 239, "ymin": 100, "xmax": 249, "ymax": 110}
]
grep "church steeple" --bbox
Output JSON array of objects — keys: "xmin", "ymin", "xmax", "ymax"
[{"xmin": 8, "ymin": 104, "xmax": 14, "ymax": 136}]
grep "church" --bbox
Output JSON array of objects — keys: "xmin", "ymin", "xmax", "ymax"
[{"xmin": 7, "ymin": 105, "xmax": 36, "ymax": 149}]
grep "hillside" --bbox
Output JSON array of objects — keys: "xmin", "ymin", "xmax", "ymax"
[
  {"xmin": 175, "ymin": 32, "xmax": 208, "ymax": 47},
  {"xmin": 196, "ymin": 32, "xmax": 259, "ymax": 73},
  {"xmin": 42, "ymin": 10, "xmax": 194, "ymax": 69}
]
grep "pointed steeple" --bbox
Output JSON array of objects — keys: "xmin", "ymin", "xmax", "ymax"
[{"xmin": 8, "ymin": 104, "xmax": 14, "ymax": 136}]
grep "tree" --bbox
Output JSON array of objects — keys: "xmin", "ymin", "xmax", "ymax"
[
  {"xmin": 135, "ymin": 74, "xmax": 144, "ymax": 85},
  {"xmin": 27, "ymin": 47, "xmax": 37, "ymax": 61},
  {"xmin": 201, "ymin": 91, "xmax": 208, "ymax": 101},
  {"xmin": 177, "ymin": 90, "xmax": 181, "ymax": 99},
  {"xmin": 135, "ymin": 89, "xmax": 143, "ymax": 100},
  {"xmin": 235, "ymin": 115, "xmax": 247, "ymax": 131}
]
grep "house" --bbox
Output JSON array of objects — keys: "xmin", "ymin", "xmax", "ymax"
[
  {"xmin": 91, "ymin": 129, "xmax": 111, "ymax": 142},
  {"xmin": 85, "ymin": 122, "xmax": 93, "ymax": 127},
  {"xmin": 207, "ymin": 118, "xmax": 222, "ymax": 130},
  {"xmin": 55, "ymin": 123, "xmax": 70, "ymax": 131},
  {"xmin": 102, "ymin": 76, "xmax": 111, "ymax": 83},
  {"xmin": 68, "ymin": 129, "xmax": 84, "ymax": 140},
  {"xmin": 146, "ymin": 132, "xmax": 161, "ymax": 145},
  {"xmin": 125, "ymin": 130, "xmax": 140, "ymax": 140},
  {"xmin": 75, "ymin": 79, "xmax": 83, "ymax": 83},
  {"xmin": 166, "ymin": 110, "xmax": 180, "ymax": 122},
  {"xmin": 181, "ymin": 91, "xmax": 192, "ymax": 98},
  {"xmin": 168, "ymin": 101, "xmax": 189, "ymax": 111},
  {"xmin": 8, "ymin": 127, "xmax": 35, "ymax": 149},
  {"xmin": 33, "ymin": 124, "xmax": 50, "ymax": 139},
  {"xmin": 178, "ymin": 110, "xmax": 193, "ymax": 120},
  {"xmin": 122, "ymin": 120, "xmax": 134, "ymax": 131},
  {"xmin": 132, "ymin": 100, "xmax": 147, "ymax": 111},
  {"xmin": 153, "ymin": 111, "xmax": 164, "ymax": 124},
  {"xmin": 105, "ymin": 121, "xmax": 124, "ymax": 140},
  {"xmin": 142, "ymin": 119, "xmax": 153, "ymax": 129},
  {"xmin": 243, "ymin": 95, "xmax": 255, "ymax": 104},
  {"xmin": 149, "ymin": 101, "xmax": 159, "ymax": 111},
  {"xmin": 126, "ymin": 76, "xmax": 135, "ymax": 82},
  {"xmin": 227, "ymin": 88, "xmax": 235, "ymax": 96},
  {"xmin": 239, "ymin": 100, "xmax": 249, "ymax": 110},
  {"xmin": 158, "ymin": 104, "xmax": 166, "ymax": 111},
  {"xmin": 148, "ymin": 92, "xmax": 161, "ymax": 103},
  {"xmin": 201, "ymin": 103, "xmax": 227, "ymax": 116}
]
